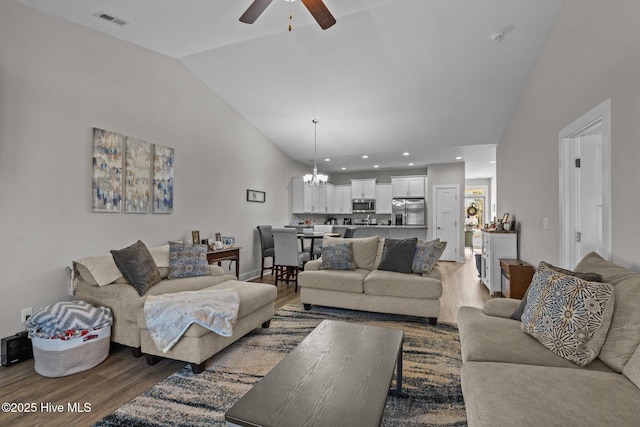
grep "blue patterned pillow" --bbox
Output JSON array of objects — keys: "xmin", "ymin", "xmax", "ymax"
[
  {"xmin": 168, "ymin": 242, "xmax": 211, "ymax": 279},
  {"xmin": 320, "ymin": 243, "xmax": 356, "ymax": 270},
  {"xmin": 412, "ymin": 239, "xmax": 447, "ymax": 274},
  {"xmin": 521, "ymin": 263, "xmax": 615, "ymax": 366}
]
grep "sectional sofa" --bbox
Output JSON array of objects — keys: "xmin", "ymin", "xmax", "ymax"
[{"xmin": 458, "ymin": 252, "xmax": 640, "ymax": 426}]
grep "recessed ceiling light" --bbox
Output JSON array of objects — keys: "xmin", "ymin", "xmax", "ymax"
[
  {"xmin": 341, "ymin": 167, "xmax": 346, "ymax": 170},
  {"xmin": 324, "ymin": 158, "xmax": 330, "ymax": 162},
  {"xmin": 490, "ymin": 160, "xmax": 496, "ymax": 164},
  {"xmin": 374, "ymin": 165, "xmax": 379, "ymax": 168},
  {"xmin": 409, "ymin": 163, "xmax": 414, "ymax": 166},
  {"xmin": 362, "ymin": 155, "xmax": 368, "ymax": 159},
  {"xmin": 403, "ymin": 152, "xmax": 410, "ymax": 156},
  {"xmin": 456, "ymin": 156, "xmax": 463, "ymax": 160}
]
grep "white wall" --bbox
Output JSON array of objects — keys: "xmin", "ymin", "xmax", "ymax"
[
  {"xmin": 0, "ymin": 2, "xmax": 308, "ymax": 338},
  {"xmin": 498, "ymin": 0, "xmax": 640, "ymax": 270}
]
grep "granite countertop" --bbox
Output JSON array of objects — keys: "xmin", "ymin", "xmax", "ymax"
[{"xmin": 335, "ymin": 225, "xmax": 427, "ymax": 229}]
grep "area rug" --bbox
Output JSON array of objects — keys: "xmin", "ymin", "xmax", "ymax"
[{"xmin": 94, "ymin": 305, "xmax": 466, "ymax": 426}]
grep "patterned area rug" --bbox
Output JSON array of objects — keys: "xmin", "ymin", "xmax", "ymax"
[{"xmin": 94, "ymin": 305, "xmax": 467, "ymax": 426}]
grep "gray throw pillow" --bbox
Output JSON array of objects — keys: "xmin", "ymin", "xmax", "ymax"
[
  {"xmin": 377, "ymin": 238, "xmax": 418, "ymax": 274},
  {"xmin": 511, "ymin": 261, "xmax": 603, "ymax": 320},
  {"xmin": 110, "ymin": 240, "xmax": 162, "ymax": 295}
]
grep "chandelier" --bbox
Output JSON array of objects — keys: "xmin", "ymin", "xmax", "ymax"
[{"xmin": 303, "ymin": 119, "xmax": 328, "ymax": 186}]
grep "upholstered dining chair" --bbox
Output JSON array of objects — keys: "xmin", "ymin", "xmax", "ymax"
[
  {"xmin": 343, "ymin": 228, "xmax": 356, "ymax": 238},
  {"xmin": 272, "ymin": 228, "xmax": 310, "ymax": 292},
  {"xmin": 257, "ymin": 225, "xmax": 275, "ymax": 279},
  {"xmin": 303, "ymin": 224, "xmax": 333, "ymax": 259}
]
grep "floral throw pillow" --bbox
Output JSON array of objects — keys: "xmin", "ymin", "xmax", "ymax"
[
  {"xmin": 521, "ymin": 263, "xmax": 615, "ymax": 366},
  {"xmin": 320, "ymin": 243, "xmax": 356, "ymax": 270},
  {"xmin": 412, "ymin": 239, "xmax": 447, "ymax": 274},
  {"xmin": 168, "ymin": 242, "xmax": 211, "ymax": 279}
]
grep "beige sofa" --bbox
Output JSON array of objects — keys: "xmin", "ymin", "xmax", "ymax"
[
  {"xmin": 73, "ymin": 245, "xmax": 276, "ymax": 373},
  {"xmin": 458, "ymin": 252, "xmax": 640, "ymax": 426},
  {"xmin": 298, "ymin": 236, "xmax": 443, "ymax": 324}
]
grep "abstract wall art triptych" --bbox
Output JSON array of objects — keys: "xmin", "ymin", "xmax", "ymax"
[{"xmin": 92, "ymin": 128, "xmax": 174, "ymax": 214}]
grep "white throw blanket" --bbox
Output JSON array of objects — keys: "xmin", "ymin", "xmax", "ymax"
[{"xmin": 143, "ymin": 289, "xmax": 240, "ymax": 353}]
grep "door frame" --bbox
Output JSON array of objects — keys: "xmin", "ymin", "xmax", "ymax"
[
  {"xmin": 559, "ymin": 99, "xmax": 611, "ymax": 268},
  {"xmin": 433, "ymin": 184, "xmax": 462, "ymax": 262}
]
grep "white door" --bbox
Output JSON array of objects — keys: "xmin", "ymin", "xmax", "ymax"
[
  {"xmin": 560, "ymin": 99, "xmax": 611, "ymax": 268},
  {"xmin": 434, "ymin": 185, "xmax": 460, "ymax": 261}
]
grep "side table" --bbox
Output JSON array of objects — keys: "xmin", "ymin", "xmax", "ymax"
[
  {"xmin": 499, "ymin": 258, "xmax": 534, "ymax": 299},
  {"xmin": 207, "ymin": 247, "xmax": 240, "ymax": 278}
]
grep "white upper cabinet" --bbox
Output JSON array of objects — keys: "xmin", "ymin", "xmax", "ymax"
[
  {"xmin": 292, "ymin": 177, "xmax": 333, "ymax": 213},
  {"xmin": 375, "ymin": 184, "xmax": 392, "ymax": 214},
  {"xmin": 391, "ymin": 176, "xmax": 427, "ymax": 198},
  {"xmin": 351, "ymin": 179, "xmax": 376, "ymax": 199},
  {"xmin": 333, "ymin": 185, "xmax": 352, "ymax": 214}
]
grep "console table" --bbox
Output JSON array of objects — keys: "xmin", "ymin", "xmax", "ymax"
[{"xmin": 207, "ymin": 247, "xmax": 240, "ymax": 278}]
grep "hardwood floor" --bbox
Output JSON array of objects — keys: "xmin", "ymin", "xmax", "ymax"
[{"xmin": 0, "ymin": 249, "xmax": 489, "ymax": 427}]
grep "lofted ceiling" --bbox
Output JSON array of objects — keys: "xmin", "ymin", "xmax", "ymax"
[{"xmin": 15, "ymin": 0, "xmax": 560, "ymax": 178}]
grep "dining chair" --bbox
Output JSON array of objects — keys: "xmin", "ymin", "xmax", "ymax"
[
  {"xmin": 304, "ymin": 224, "xmax": 333, "ymax": 259},
  {"xmin": 272, "ymin": 228, "xmax": 310, "ymax": 292},
  {"xmin": 256, "ymin": 225, "xmax": 275, "ymax": 279},
  {"xmin": 343, "ymin": 228, "xmax": 356, "ymax": 238}
]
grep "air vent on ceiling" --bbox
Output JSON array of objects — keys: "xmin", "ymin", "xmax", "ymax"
[{"xmin": 93, "ymin": 11, "xmax": 128, "ymax": 26}]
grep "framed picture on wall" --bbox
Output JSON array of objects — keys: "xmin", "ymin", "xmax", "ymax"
[{"xmin": 247, "ymin": 189, "xmax": 266, "ymax": 203}]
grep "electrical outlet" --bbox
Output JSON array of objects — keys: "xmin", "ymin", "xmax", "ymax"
[
  {"xmin": 21, "ymin": 307, "xmax": 32, "ymax": 324},
  {"xmin": 543, "ymin": 218, "xmax": 549, "ymax": 230}
]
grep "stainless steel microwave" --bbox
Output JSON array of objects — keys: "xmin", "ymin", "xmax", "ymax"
[{"xmin": 352, "ymin": 199, "xmax": 375, "ymax": 213}]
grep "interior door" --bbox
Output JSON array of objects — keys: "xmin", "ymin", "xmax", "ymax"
[
  {"xmin": 571, "ymin": 132, "xmax": 603, "ymax": 266},
  {"xmin": 560, "ymin": 99, "xmax": 611, "ymax": 268},
  {"xmin": 434, "ymin": 186, "xmax": 459, "ymax": 261}
]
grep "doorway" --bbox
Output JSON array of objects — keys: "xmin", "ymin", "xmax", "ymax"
[
  {"xmin": 433, "ymin": 185, "xmax": 461, "ymax": 262},
  {"xmin": 559, "ymin": 99, "xmax": 611, "ymax": 268}
]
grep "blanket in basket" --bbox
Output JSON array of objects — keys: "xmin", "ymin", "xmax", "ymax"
[
  {"xmin": 26, "ymin": 300, "xmax": 113, "ymax": 340},
  {"xmin": 143, "ymin": 288, "xmax": 239, "ymax": 353}
]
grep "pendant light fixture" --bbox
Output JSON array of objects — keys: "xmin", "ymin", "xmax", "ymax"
[{"xmin": 303, "ymin": 119, "xmax": 328, "ymax": 186}]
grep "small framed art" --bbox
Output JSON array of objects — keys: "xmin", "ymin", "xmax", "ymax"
[{"xmin": 247, "ymin": 189, "xmax": 266, "ymax": 203}]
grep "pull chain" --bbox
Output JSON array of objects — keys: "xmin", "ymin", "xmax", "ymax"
[{"xmin": 289, "ymin": 0, "xmax": 293, "ymax": 31}]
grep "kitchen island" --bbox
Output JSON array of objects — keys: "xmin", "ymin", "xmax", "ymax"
[{"xmin": 334, "ymin": 225, "xmax": 428, "ymax": 240}]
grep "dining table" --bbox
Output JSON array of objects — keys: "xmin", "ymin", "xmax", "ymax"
[{"xmin": 297, "ymin": 231, "xmax": 341, "ymax": 258}]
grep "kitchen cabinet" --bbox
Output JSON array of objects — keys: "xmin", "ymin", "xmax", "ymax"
[
  {"xmin": 351, "ymin": 179, "xmax": 376, "ymax": 199},
  {"xmin": 291, "ymin": 177, "xmax": 333, "ymax": 213},
  {"xmin": 333, "ymin": 185, "xmax": 352, "ymax": 214},
  {"xmin": 391, "ymin": 176, "xmax": 427, "ymax": 198},
  {"xmin": 480, "ymin": 230, "xmax": 517, "ymax": 296},
  {"xmin": 375, "ymin": 184, "xmax": 392, "ymax": 214}
]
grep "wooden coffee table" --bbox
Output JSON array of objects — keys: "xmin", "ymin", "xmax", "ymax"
[{"xmin": 225, "ymin": 319, "xmax": 403, "ymax": 427}]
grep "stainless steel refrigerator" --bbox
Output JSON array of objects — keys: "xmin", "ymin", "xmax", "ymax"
[{"xmin": 392, "ymin": 198, "xmax": 426, "ymax": 225}]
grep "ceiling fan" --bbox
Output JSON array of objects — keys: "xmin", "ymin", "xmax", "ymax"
[{"xmin": 240, "ymin": 0, "xmax": 336, "ymax": 30}]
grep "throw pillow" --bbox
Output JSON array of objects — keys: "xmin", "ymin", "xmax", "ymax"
[
  {"xmin": 520, "ymin": 262, "xmax": 615, "ymax": 366},
  {"xmin": 110, "ymin": 240, "xmax": 162, "ymax": 296},
  {"xmin": 412, "ymin": 239, "xmax": 447, "ymax": 274},
  {"xmin": 511, "ymin": 261, "xmax": 603, "ymax": 321},
  {"xmin": 168, "ymin": 242, "xmax": 211, "ymax": 279},
  {"xmin": 377, "ymin": 238, "xmax": 418, "ymax": 274},
  {"xmin": 320, "ymin": 243, "xmax": 356, "ymax": 270}
]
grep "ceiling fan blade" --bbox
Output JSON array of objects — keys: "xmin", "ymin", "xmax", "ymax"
[
  {"xmin": 239, "ymin": 0, "xmax": 274, "ymax": 24},
  {"xmin": 301, "ymin": 0, "xmax": 336, "ymax": 30}
]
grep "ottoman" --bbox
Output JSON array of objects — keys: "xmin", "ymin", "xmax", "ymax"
[{"xmin": 138, "ymin": 280, "xmax": 277, "ymax": 373}]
